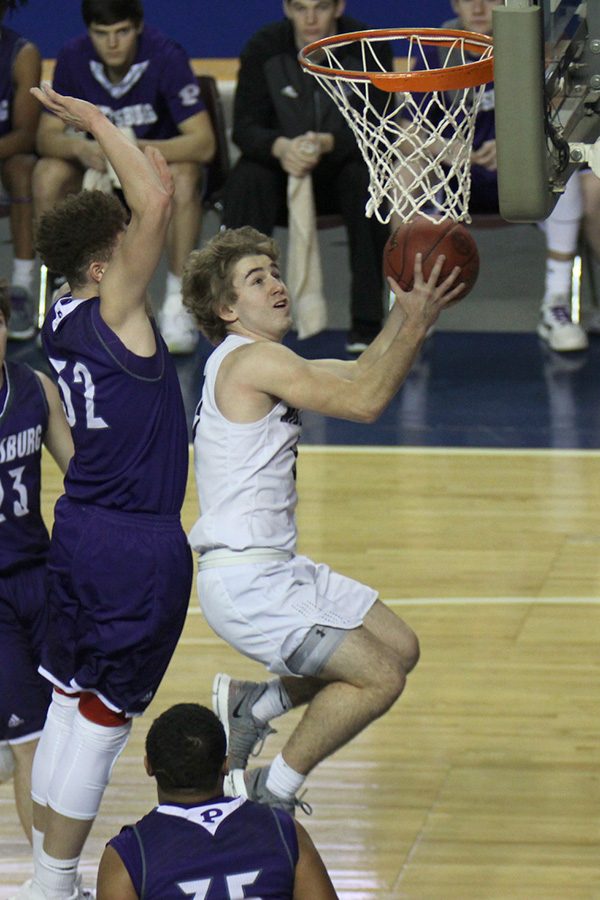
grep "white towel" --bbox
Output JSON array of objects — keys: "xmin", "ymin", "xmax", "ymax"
[
  {"xmin": 82, "ymin": 168, "xmax": 114, "ymax": 193},
  {"xmin": 82, "ymin": 126, "xmax": 137, "ymax": 194},
  {"xmin": 286, "ymin": 174, "xmax": 328, "ymax": 339}
]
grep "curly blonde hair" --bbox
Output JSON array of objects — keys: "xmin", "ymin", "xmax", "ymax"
[{"xmin": 182, "ymin": 226, "xmax": 279, "ymax": 345}]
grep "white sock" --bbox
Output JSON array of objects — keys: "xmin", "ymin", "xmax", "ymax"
[
  {"xmin": 265, "ymin": 752, "xmax": 305, "ymax": 800},
  {"xmin": 543, "ymin": 258, "xmax": 573, "ymax": 305},
  {"xmin": 11, "ymin": 258, "xmax": 35, "ymax": 292},
  {"xmin": 251, "ymin": 679, "xmax": 292, "ymax": 724},
  {"xmin": 32, "ymin": 826, "xmax": 44, "ymax": 861},
  {"xmin": 34, "ymin": 849, "xmax": 79, "ymax": 899},
  {"xmin": 165, "ymin": 271, "xmax": 182, "ymax": 298}
]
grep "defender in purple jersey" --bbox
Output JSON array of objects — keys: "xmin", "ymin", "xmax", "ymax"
[
  {"xmin": 0, "ymin": 1, "xmax": 42, "ymax": 339},
  {"xmin": 0, "ymin": 284, "xmax": 73, "ymax": 846},
  {"xmin": 11, "ymin": 85, "xmax": 193, "ymax": 900},
  {"xmin": 97, "ymin": 704, "xmax": 338, "ymax": 900},
  {"xmin": 32, "ymin": 0, "xmax": 216, "ymax": 355}
]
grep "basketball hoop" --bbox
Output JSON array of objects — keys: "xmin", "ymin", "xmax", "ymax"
[{"xmin": 298, "ymin": 28, "xmax": 494, "ymax": 224}]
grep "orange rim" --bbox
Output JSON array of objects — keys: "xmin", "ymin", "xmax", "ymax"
[{"xmin": 298, "ymin": 27, "xmax": 494, "ymax": 93}]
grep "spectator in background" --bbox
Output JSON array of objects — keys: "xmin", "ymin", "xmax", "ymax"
[
  {"xmin": 0, "ymin": 280, "xmax": 73, "ymax": 848},
  {"xmin": 32, "ymin": 0, "xmax": 215, "ymax": 355},
  {"xmin": 222, "ymin": 0, "xmax": 392, "ymax": 354},
  {"xmin": 0, "ymin": 0, "xmax": 42, "ymax": 340},
  {"xmin": 406, "ymin": 0, "xmax": 591, "ymax": 353},
  {"xmin": 97, "ymin": 704, "xmax": 338, "ymax": 899}
]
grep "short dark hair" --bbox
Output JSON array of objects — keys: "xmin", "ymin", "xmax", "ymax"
[
  {"xmin": 35, "ymin": 191, "xmax": 127, "ymax": 290},
  {"xmin": 182, "ymin": 226, "xmax": 279, "ymax": 345},
  {"xmin": 82, "ymin": 0, "xmax": 143, "ymax": 27},
  {"xmin": 146, "ymin": 704, "xmax": 227, "ymax": 794},
  {"xmin": 0, "ymin": 280, "xmax": 9, "ymax": 324}
]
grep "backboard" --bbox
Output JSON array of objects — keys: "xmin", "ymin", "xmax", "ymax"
[{"xmin": 494, "ymin": 0, "xmax": 600, "ymax": 222}]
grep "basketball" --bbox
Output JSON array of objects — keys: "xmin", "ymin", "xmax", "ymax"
[{"xmin": 383, "ymin": 218, "xmax": 480, "ymax": 302}]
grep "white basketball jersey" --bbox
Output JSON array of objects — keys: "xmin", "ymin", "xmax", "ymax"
[{"xmin": 189, "ymin": 335, "xmax": 302, "ymax": 554}]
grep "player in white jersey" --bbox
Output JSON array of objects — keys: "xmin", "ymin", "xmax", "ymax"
[
  {"xmin": 183, "ymin": 226, "xmax": 463, "ymax": 815},
  {"xmin": 190, "ymin": 332, "xmax": 299, "ymax": 556}
]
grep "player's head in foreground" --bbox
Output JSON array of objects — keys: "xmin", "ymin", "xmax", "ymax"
[
  {"xmin": 145, "ymin": 703, "xmax": 227, "ymax": 802},
  {"xmin": 35, "ymin": 190, "xmax": 127, "ymax": 294}
]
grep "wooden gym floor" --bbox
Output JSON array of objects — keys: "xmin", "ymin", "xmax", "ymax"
[
  {"xmin": 2, "ymin": 330, "xmax": 600, "ymax": 898},
  {"xmin": 2, "ymin": 444, "xmax": 600, "ymax": 899}
]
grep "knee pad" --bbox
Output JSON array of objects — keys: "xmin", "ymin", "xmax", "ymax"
[
  {"xmin": 47, "ymin": 710, "xmax": 131, "ymax": 820},
  {"xmin": 31, "ymin": 690, "xmax": 79, "ymax": 806}
]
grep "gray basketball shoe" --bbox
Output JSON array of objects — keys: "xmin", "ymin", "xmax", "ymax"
[
  {"xmin": 224, "ymin": 766, "xmax": 311, "ymax": 817},
  {"xmin": 212, "ymin": 672, "xmax": 276, "ymax": 771}
]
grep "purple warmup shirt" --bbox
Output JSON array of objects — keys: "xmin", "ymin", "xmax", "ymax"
[
  {"xmin": 108, "ymin": 796, "xmax": 298, "ymax": 899},
  {"xmin": 41, "ymin": 296, "xmax": 188, "ymax": 515},
  {"xmin": 0, "ymin": 362, "xmax": 50, "ymax": 571},
  {"xmin": 0, "ymin": 26, "xmax": 28, "ymax": 138},
  {"xmin": 51, "ymin": 24, "xmax": 204, "ymax": 139}
]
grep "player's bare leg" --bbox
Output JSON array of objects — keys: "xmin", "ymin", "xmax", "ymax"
[
  {"xmin": 1, "ymin": 154, "xmax": 38, "ymax": 338},
  {"xmin": 43, "ymin": 811, "xmax": 95, "ymax": 859},
  {"xmin": 1, "ymin": 154, "xmax": 36, "ymax": 261},
  {"xmin": 32, "ymin": 157, "xmax": 83, "ymax": 220},
  {"xmin": 225, "ymin": 600, "xmax": 418, "ymax": 812},
  {"xmin": 11, "ymin": 740, "xmax": 37, "ymax": 843},
  {"xmin": 32, "ymin": 158, "xmax": 83, "ymax": 325},
  {"xmin": 281, "ymin": 601, "xmax": 418, "ymax": 775},
  {"xmin": 165, "ymin": 161, "xmax": 202, "ymax": 276}
]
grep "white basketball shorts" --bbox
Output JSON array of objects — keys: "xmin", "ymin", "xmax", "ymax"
[{"xmin": 197, "ymin": 553, "xmax": 377, "ymax": 676}]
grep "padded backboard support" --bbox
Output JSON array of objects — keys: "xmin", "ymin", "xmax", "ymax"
[
  {"xmin": 493, "ymin": 4, "xmax": 553, "ymax": 222},
  {"xmin": 494, "ymin": 0, "xmax": 600, "ymax": 223}
]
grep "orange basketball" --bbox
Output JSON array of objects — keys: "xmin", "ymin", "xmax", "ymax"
[{"xmin": 383, "ymin": 218, "xmax": 480, "ymax": 301}]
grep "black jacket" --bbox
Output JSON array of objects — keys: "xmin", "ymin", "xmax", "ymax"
[{"xmin": 231, "ymin": 16, "xmax": 393, "ymax": 167}]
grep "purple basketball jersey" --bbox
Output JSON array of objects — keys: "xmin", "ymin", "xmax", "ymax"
[
  {"xmin": 0, "ymin": 26, "xmax": 27, "ymax": 139},
  {"xmin": 108, "ymin": 796, "xmax": 298, "ymax": 899},
  {"xmin": 41, "ymin": 296, "xmax": 188, "ymax": 514},
  {"xmin": 51, "ymin": 25, "xmax": 204, "ymax": 140},
  {"xmin": 0, "ymin": 362, "xmax": 50, "ymax": 572}
]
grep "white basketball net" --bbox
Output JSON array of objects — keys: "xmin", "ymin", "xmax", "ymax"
[{"xmin": 300, "ymin": 31, "xmax": 493, "ymax": 224}]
